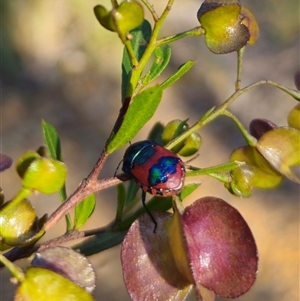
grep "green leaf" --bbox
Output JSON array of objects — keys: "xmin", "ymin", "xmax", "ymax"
[
  {"xmin": 179, "ymin": 182, "xmax": 201, "ymax": 199},
  {"xmin": 147, "ymin": 195, "xmax": 173, "ymax": 211},
  {"xmin": 121, "ymin": 20, "xmax": 152, "ymax": 101},
  {"xmin": 160, "ymin": 60, "xmax": 196, "ymax": 90},
  {"xmin": 117, "ymin": 183, "xmax": 198, "ymax": 232},
  {"xmin": 42, "ymin": 120, "xmax": 62, "ymax": 161},
  {"xmin": 130, "ymin": 19, "xmax": 152, "ymax": 62},
  {"xmin": 116, "ymin": 195, "xmax": 173, "ymax": 231},
  {"xmin": 116, "ymin": 183, "xmax": 126, "ymax": 221},
  {"xmin": 41, "ymin": 120, "xmax": 70, "ymax": 227},
  {"xmin": 125, "ymin": 179, "xmax": 140, "ymax": 206},
  {"xmin": 147, "ymin": 122, "xmax": 165, "ymax": 144},
  {"xmin": 121, "ymin": 183, "xmax": 200, "ymax": 231},
  {"xmin": 73, "ymin": 231, "xmax": 127, "ymax": 257},
  {"xmin": 107, "ymin": 85, "xmax": 163, "ymax": 153},
  {"xmin": 74, "ymin": 194, "xmax": 96, "ymax": 229},
  {"xmin": 142, "ymin": 45, "xmax": 172, "ymax": 86}
]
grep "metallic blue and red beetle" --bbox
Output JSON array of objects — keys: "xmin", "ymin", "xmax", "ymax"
[{"xmin": 122, "ymin": 140, "xmax": 186, "ymax": 231}]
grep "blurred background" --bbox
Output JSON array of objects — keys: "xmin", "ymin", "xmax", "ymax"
[{"xmin": 1, "ymin": 0, "xmax": 299, "ymax": 300}]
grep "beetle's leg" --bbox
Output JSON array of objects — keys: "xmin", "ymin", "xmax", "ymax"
[{"xmin": 141, "ymin": 190, "xmax": 157, "ymax": 233}]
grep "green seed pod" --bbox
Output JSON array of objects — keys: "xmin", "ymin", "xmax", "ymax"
[
  {"xmin": 115, "ymin": 1, "xmax": 144, "ymax": 38},
  {"xmin": 287, "ymin": 103, "xmax": 300, "ymax": 130},
  {"xmin": 240, "ymin": 6, "xmax": 259, "ymax": 45},
  {"xmin": 229, "ymin": 165, "xmax": 257, "ymax": 198},
  {"xmin": 162, "ymin": 120, "xmax": 201, "ymax": 156},
  {"xmin": 178, "ymin": 133, "xmax": 202, "ymax": 157},
  {"xmin": 16, "ymin": 151, "xmax": 41, "ymax": 179},
  {"xmin": 94, "ymin": 1, "xmax": 144, "ymax": 39},
  {"xmin": 0, "ymin": 199, "xmax": 37, "ymax": 250},
  {"xmin": 21, "ymin": 157, "xmax": 67, "ymax": 194},
  {"xmin": 15, "ymin": 267, "xmax": 94, "ymax": 301},
  {"xmin": 197, "ymin": 0, "xmax": 251, "ymax": 54},
  {"xmin": 162, "ymin": 119, "xmax": 188, "ymax": 152}
]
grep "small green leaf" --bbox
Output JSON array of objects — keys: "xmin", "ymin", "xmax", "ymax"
[
  {"xmin": 117, "ymin": 183, "xmax": 198, "ymax": 232},
  {"xmin": 74, "ymin": 194, "xmax": 96, "ymax": 229},
  {"xmin": 73, "ymin": 231, "xmax": 127, "ymax": 257},
  {"xmin": 42, "ymin": 120, "xmax": 62, "ymax": 161},
  {"xmin": 179, "ymin": 182, "xmax": 201, "ymax": 199},
  {"xmin": 125, "ymin": 179, "xmax": 140, "ymax": 206},
  {"xmin": 143, "ymin": 45, "xmax": 172, "ymax": 86},
  {"xmin": 147, "ymin": 122, "xmax": 165, "ymax": 143},
  {"xmin": 107, "ymin": 85, "xmax": 163, "ymax": 153},
  {"xmin": 121, "ymin": 48, "xmax": 132, "ymax": 102},
  {"xmin": 147, "ymin": 195, "xmax": 173, "ymax": 211},
  {"xmin": 116, "ymin": 183, "xmax": 126, "ymax": 221},
  {"xmin": 122, "ymin": 20, "xmax": 152, "ymax": 101},
  {"xmin": 116, "ymin": 195, "xmax": 173, "ymax": 231},
  {"xmin": 130, "ymin": 20, "xmax": 152, "ymax": 61},
  {"xmin": 160, "ymin": 60, "xmax": 195, "ymax": 90},
  {"xmin": 42, "ymin": 120, "xmax": 68, "ymax": 227}
]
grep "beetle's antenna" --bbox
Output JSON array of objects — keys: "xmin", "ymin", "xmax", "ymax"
[
  {"xmin": 141, "ymin": 191, "xmax": 157, "ymax": 233},
  {"xmin": 114, "ymin": 159, "xmax": 123, "ymax": 177}
]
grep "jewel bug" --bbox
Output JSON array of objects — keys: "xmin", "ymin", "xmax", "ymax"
[{"xmin": 122, "ymin": 140, "xmax": 186, "ymax": 232}]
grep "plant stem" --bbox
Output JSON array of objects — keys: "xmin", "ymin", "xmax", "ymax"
[
  {"xmin": 2, "ymin": 188, "xmax": 32, "ymax": 216},
  {"xmin": 235, "ymin": 47, "xmax": 245, "ymax": 90},
  {"xmin": 141, "ymin": 0, "xmax": 159, "ymax": 21},
  {"xmin": 0, "ymin": 254, "xmax": 25, "ymax": 282},
  {"xmin": 166, "ymin": 79, "xmax": 296, "ymax": 150},
  {"xmin": 43, "ymin": 174, "xmax": 126, "ymax": 232},
  {"xmin": 186, "ymin": 161, "xmax": 241, "ymax": 183},
  {"xmin": 222, "ymin": 110, "xmax": 257, "ymax": 146},
  {"xmin": 111, "ymin": 0, "xmax": 118, "ymax": 8},
  {"xmin": 128, "ymin": 0, "xmax": 175, "ymax": 95},
  {"xmin": 123, "ymin": 39, "xmax": 139, "ymax": 67},
  {"xmin": 156, "ymin": 26, "xmax": 205, "ymax": 46},
  {"xmin": 187, "ymin": 161, "xmax": 240, "ymax": 176}
]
